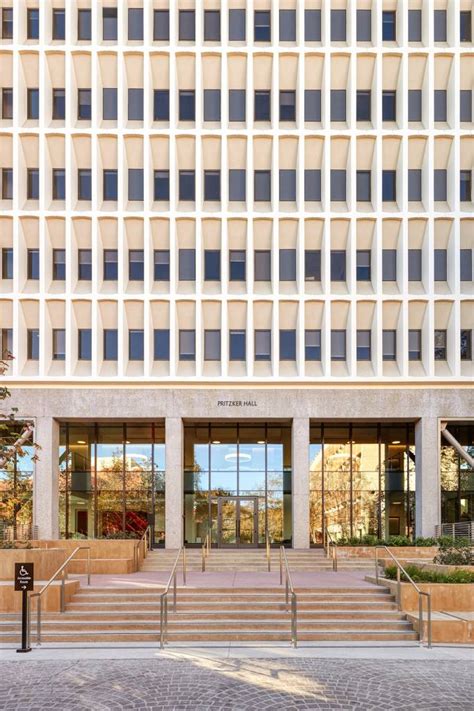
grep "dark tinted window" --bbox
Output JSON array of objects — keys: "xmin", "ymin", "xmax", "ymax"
[
  {"xmin": 255, "ymin": 330, "xmax": 271, "ymax": 361},
  {"xmin": 382, "ymin": 11, "xmax": 396, "ymax": 41},
  {"xmin": 408, "ymin": 169, "xmax": 422, "ymax": 202},
  {"xmin": 382, "ymin": 91, "xmax": 396, "ymax": 121},
  {"xmin": 179, "ymin": 330, "xmax": 196, "ymax": 361},
  {"xmin": 229, "ymin": 89, "xmax": 246, "ymax": 122},
  {"xmin": 254, "ymin": 171, "xmax": 271, "ymax": 202},
  {"xmin": 330, "ymin": 170, "xmax": 346, "ymax": 201},
  {"xmin": 356, "ymin": 250, "xmax": 371, "ymax": 281},
  {"xmin": 27, "ymin": 168, "xmax": 39, "ymax": 199},
  {"xmin": 331, "ymin": 250, "xmax": 346, "ymax": 281},
  {"xmin": 27, "ymin": 8, "xmax": 39, "ymax": 39},
  {"xmin": 52, "ymin": 9, "xmax": 65, "ymax": 40},
  {"xmin": 229, "ymin": 169, "xmax": 246, "ymax": 201},
  {"xmin": 229, "ymin": 9, "xmax": 245, "ymax": 41},
  {"xmin": 255, "ymin": 90, "xmax": 271, "ymax": 121},
  {"xmin": 128, "ymin": 169, "xmax": 144, "ymax": 201},
  {"xmin": 52, "ymin": 88, "xmax": 65, "ymax": 119},
  {"xmin": 128, "ymin": 8, "xmax": 143, "ymax": 41},
  {"xmin": 460, "ymin": 11, "xmax": 472, "ymax": 42},
  {"xmin": 27, "ymin": 329, "xmax": 39, "ymax": 360},
  {"xmin": 331, "ymin": 10, "xmax": 346, "ymax": 41},
  {"xmin": 53, "ymin": 330, "xmax": 66, "ymax": 360},
  {"xmin": 408, "ymin": 10, "xmax": 422, "ymax": 41},
  {"xmin": 52, "ymin": 249, "xmax": 66, "ymax": 280},
  {"xmin": 434, "ymin": 249, "xmax": 447, "ymax": 281},
  {"xmin": 331, "ymin": 89, "xmax": 346, "ymax": 121},
  {"xmin": 179, "ymin": 249, "xmax": 196, "ymax": 281},
  {"xmin": 331, "ymin": 330, "xmax": 346, "ymax": 361},
  {"xmin": 408, "ymin": 330, "xmax": 422, "ymax": 360},
  {"xmin": 27, "ymin": 88, "xmax": 39, "ymax": 119},
  {"xmin": 356, "ymin": 91, "xmax": 371, "ymax": 121},
  {"xmin": 229, "ymin": 331, "xmax": 246, "ymax": 360},
  {"xmin": 460, "ymin": 249, "xmax": 473, "ymax": 282},
  {"xmin": 460, "ymin": 330, "xmax": 472, "ymax": 360},
  {"xmin": 254, "ymin": 11, "xmax": 271, "ymax": 41},
  {"xmin": 280, "ymin": 90, "xmax": 296, "ymax": 121},
  {"xmin": 103, "ymin": 249, "xmax": 118, "ymax": 280},
  {"xmin": 2, "ymin": 248, "xmax": 13, "ymax": 279},
  {"xmin": 460, "ymin": 170, "xmax": 472, "ymax": 202},
  {"xmin": 356, "ymin": 171, "xmax": 371, "ymax": 201},
  {"xmin": 129, "ymin": 250, "xmax": 144, "ymax": 281},
  {"xmin": 304, "ymin": 170, "xmax": 321, "ymax": 202},
  {"xmin": 408, "ymin": 249, "xmax": 422, "ymax": 281},
  {"xmin": 304, "ymin": 90, "xmax": 321, "ymax": 122},
  {"xmin": 434, "ymin": 169, "xmax": 447, "ymax": 201},
  {"xmin": 204, "ymin": 10, "xmax": 220, "ymax": 41},
  {"xmin": 1, "ymin": 168, "xmax": 12, "ymax": 199},
  {"xmin": 305, "ymin": 10, "xmax": 321, "ymax": 41},
  {"xmin": 434, "ymin": 10, "xmax": 447, "ymax": 41},
  {"xmin": 154, "ymin": 10, "xmax": 169, "ymax": 41},
  {"xmin": 279, "ymin": 170, "xmax": 296, "ymax": 201},
  {"xmin": 280, "ymin": 330, "xmax": 296, "ymax": 360},
  {"xmin": 357, "ymin": 330, "xmax": 371, "ymax": 360},
  {"xmin": 279, "ymin": 249, "xmax": 296, "ymax": 281},
  {"xmin": 154, "ymin": 329, "xmax": 170, "ymax": 360},
  {"xmin": 179, "ymin": 91, "xmax": 195, "ymax": 121},
  {"xmin": 129, "ymin": 330, "xmax": 144, "ymax": 360},
  {"xmin": 154, "ymin": 170, "xmax": 169, "ymax": 201},
  {"xmin": 103, "ymin": 88, "xmax": 117, "ymax": 120},
  {"xmin": 179, "ymin": 10, "xmax": 195, "ymax": 41},
  {"xmin": 1, "ymin": 7, "xmax": 13, "ymax": 39},
  {"xmin": 229, "ymin": 250, "xmax": 246, "ymax": 281},
  {"xmin": 434, "ymin": 330, "xmax": 447, "ymax": 360},
  {"xmin": 78, "ymin": 329, "xmax": 92, "ymax": 360},
  {"xmin": 357, "ymin": 9, "xmax": 371, "ymax": 41},
  {"xmin": 204, "ymin": 170, "xmax": 221, "ymax": 201},
  {"xmin": 52, "ymin": 169, "xmax": 65, "ymax": 200},
  {"xmin": 78, "ymin": 9, "xmax": 91, "ymax": 40},
  {"xmin": 179, "ymin": 171, "xmax": 195, "ymax": 201},
  {"xmin": 78, "ymin": 88, "xmax": 91, "ymax": 120},
  {"xmin": 383, "ymin": 330, "xmax": 396, "ymax": 361},
  {"xmin": 128, "ymin": 88, "xmax": 143, "ymax": 121},
  {"xmin": 434, "ymin": 90, "xmax": 447, "ymax": 122},
  {"xmin": 254, "ymin": 250, "xmax": 271, "ymax": 281},
  {"xmin": 460, "ymin": 90, "xmax": 472, "ymax": 122},
  {"xmin": 104, "ymin": 329, "xmax": 118, "ymax": 360},
  {"xmin": 382, "ymin": 170, "xmax": 396, "ymax": 202},
  {"xmin": 204, "ymin": 89, "xmax": 221, "ymax": 121},
  {"xmin": 280, "ymin": 10, "xmax": 296, "ymax": 41},
  {"xmin": 78, "ymin": 249, "xmax": 92, "ymax": 280},
  {"xmin": 204, "ymin": 330, "xmax": 221, "ymax": 361},
  {"xmin": 103, "ymin": 170, "xmax": 118, "ymax": 200},
  {"xmin": 204, "ymin": 250, "xmax": 221, "ymax": 281},
  {"xmin": 78, "ymin": 169, "xmax": 91, "ymax": 200},
  {"xmin": 382, "ymin": 250, "xmax": 397, "ymax": 281},
  {"xmin": 154, "ymin": 250, "xmax": 170, "ymax": 281},
  {"xmin": 102, "ymin": 8, "xmax": 117, "ymax": 41},
  {"xmin": 408, "ymin": 90, "xmax": 422, "ymax": 122},
  {"xmin": 305, "ymin": 330, "xmax": 321, "ymax": 361},
  {"xmin": 305, "ymin": 250, "xmax": 321, "ymax": 281},
  {"xmin": 154, "ymin": 90, "xmax": 169, "ymax": 121}
]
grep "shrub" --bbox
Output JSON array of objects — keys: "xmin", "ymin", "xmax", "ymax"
[
  {"xmin": 0, "ymin": 540, "xmax": 32, "ymax": 549},
  {"xmin": 98, "ymin": 531, "xmax": 141, "ymax": 540},
  {"xmin": 337, "ymin": 535, "xmax": 439, "ymax": 547},
  {"xmin": 384, "ymin": 564, "xmax": 474, "ymax": 584},
  {"xmin": 434, "ymin": 544, "xmax": 473, "ymax": 566}
]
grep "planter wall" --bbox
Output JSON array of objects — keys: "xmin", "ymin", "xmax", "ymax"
[{"xmin": 338, "ymin": 546, "xmax": 438, "ymax": 559}]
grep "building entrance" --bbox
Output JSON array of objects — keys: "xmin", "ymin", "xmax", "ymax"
[{"xmin": 217, "ymin": 496, "xmax": 259, "ymax": 547}]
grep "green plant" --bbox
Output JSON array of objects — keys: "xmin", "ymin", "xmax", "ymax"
[
  {"xmin": 0, "ymin": 540, "xmax": 32, "ymax": 549},
  {"xmin": 434, "ymin": 544, "xmax": 473, "ymax": 566},
  {"xmin": 384, "ymin": 564, "xmax": 474, "ymax": 584},
  {"xmin": 98, "ymin": 531, "xmax": 140, "ymax": 540},
  {"xmin": 413, "ymin": 536, "xmax": 438, "ymax": 547}
]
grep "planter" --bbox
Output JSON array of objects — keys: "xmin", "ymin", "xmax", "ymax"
[{"xmin": 338, "ymin": 546, "xmax": 438, "ymax": 559}]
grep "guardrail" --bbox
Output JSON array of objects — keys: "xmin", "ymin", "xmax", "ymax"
[
  {"xmin": 160, "ymin": 547, "xmax": 186, "ymax": 648},
  {"xmin": 265, "ymin": 528, "xmax": 271, "ymax": 572},
  {"xmin": 201, "ymin": 529, "xmax": 211, "ymax": 571},
  {"xmin": 435, "ymin": 522, "xmax": 473, "ymax": 542},
  {"xmin": 324, "ymin": 527, "xmax": 338, "ymax": 572},
  {"xmin": 279, "ymin": 546, "xmax": 297, "ymax": 647},
  {"xmin": 134, "ymin": 526, "xmax": 151, "ymax": 571}
]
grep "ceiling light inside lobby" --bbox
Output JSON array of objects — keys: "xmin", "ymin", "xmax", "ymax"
[
  {"xmin": 77, "ymin": 440, "xmax": 86, "ymax": 444},
  {"xmin": 391, "ymin": 440, "xmax": 401, "ymax": 444},
  {"xmin": 212, "ymin": 440, "xmax": 221, "ymax": 444}
]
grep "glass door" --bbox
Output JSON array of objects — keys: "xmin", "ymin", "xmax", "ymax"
[{"xmin": 217, "ymin": 497, "xmax": 258, "ymax": 547}]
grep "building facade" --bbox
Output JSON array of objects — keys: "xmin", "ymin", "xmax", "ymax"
[{"xmin": 0, "ymin": 0, "xmax": 473, "ymax": 548}]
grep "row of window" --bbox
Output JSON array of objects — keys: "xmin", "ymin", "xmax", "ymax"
[
  {"xmin": 1, "ymin": 7, "xmax": 472, "ymax": 44},
  {"xmin": 2, "ymin": 87, "xmax": 472, "ymax": 125},
  {"xmin": 2, "ymin": 167, "xmax": 472, "ymax": 205},
  {"xmin": 2, "ymin": 326, "xmax": 472, "ymax": 364},
  {"xmin": 4, "ymin": 247, "xmax": 472, "ymax": 285}
]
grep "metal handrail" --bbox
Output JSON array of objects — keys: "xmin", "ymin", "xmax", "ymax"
[
  {"xmin": 134, "ymin": 526, "xmax": 151, "ymax": 571},
  {"xmin": 375, "ymin": 546, "xmax": 432, "ymax": 648},
  {"xmin": 201, "ymin": 529, "xmax": 211, "ymax": 571},
  {"xmin": 324, "ymin": 527, "xmax": 338, "ymax": 572},
  {"xmin": 29, "ymin": 545, "xmax": 91, "ymax": 646},
  {"xmin": 279, "ymin": 546, "xmax": 297, "ymax": 647},
  {"xmin": 265, "ymin": 528, "xmax": 271, "ymax": 572},
  {"xmin": 160, "ymin": 546, "xmax": 186, "ymax": 648}
]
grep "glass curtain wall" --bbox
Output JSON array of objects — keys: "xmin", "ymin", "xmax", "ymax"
[
  {"xmin": 441, "ymin": 423, "xmax": 474, "ymax": 523},
  {"xmin": 59, "ymin": 422, "xmax": 165, "ymax": 544},
  {"xmin": 184, "ymin": 422, "xmax": 292, "ymax": 546},
  {"xmin": 0, "ymin": 425, "xmax": 35, "ymax": 540},
  {"xmin": 309, "ymin": 422, "xmax": 415, "ymax": 544}
]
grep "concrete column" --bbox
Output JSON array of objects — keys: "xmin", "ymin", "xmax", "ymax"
[
  {"xmin": 292, "ymin": 417, "xmax": 310, "ymax": 549},
  {"xmin": 33, "ymin": 417, "xmax": 60, "ymax": 540},
  {"xmin": 415, "ymin": 417, "xmax": 440, "ymax": 537},
  {"xmin": 165, "ymin": 417, "xmax": 183, "ymax": 549}
]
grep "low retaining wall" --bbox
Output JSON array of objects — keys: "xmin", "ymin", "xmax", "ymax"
[
  {"xmin": 338, "ymin": 546, "xmax": 438, "ymax": 559},
  {"xmin": 0, "ymin": 549, "xmax": 66, "ymax": 581},
  {"xmin": 0, "ymin": 579, "xmax": 79, "ymax": 613},
  {"xmin": 407, "ymin": 612, "xmax": 474, "ymax": 644},
  {"xmin": 31, "ymin": 539, "xmax": 142, "ymax": 574}
]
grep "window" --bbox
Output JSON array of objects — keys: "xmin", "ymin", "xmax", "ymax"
[
  {"xmin": 154, "ymin": 250, "xmax": 170, "ymax": 281},
  {"xmin": 229, "ymin": 169, "xmax": 246, "ymax": 202},
  {"xmin": 78, "ymin": 329, "xmax": 92, "ymax": 360},
  {"xmin": 331, "ymin": 10, "xmax": 346, "ymax": 41},
  {"xmin": 460, "ymin": 11, "xmax": 472, "ymax": 42},
  {"xmin": 204, "ymin": 171, "xmax": 221, "ymax": 201},
  {"xmin": 229, "ymin": 330, "xmax": 246, "ymax": 360},
  {"xmin": 179, "ymin": 171, "xmax": 195, "ymax": 201},
  {"xmin": 382, "ymin": 250, "xmax": 397, "ymax": 281},
  {"xmin": 179, "ymin": 249, "xmax": 196, "ymax": 281},
  {"xmin": 357, "ymin": 9, "xmax": 371, "ymax": 41},
  {"xmin": 383, "ymin": 330, "xmax": 397, "ymax": 361},
  {"xmin": 434, "ymin": 330, "xmax": 447, "ymax": 360},
  {"xmin": 382, "ymin": 11, "xmax": 396, "ymax": 41},
  {"xmin": 1, "ymin": 328, "xmax": 12, "ymax": 359},
  {"xmin": 279, "ymin": 249, "xmax": 296, "ymax": 281},
  {"xmin": 434, "ymin": 169, "xmax": 447, "ymax": 201},
  {"xmin": 52, "ymin": 88, "xmax": 65, "ymax": 120},
  {"xmin": 179, "ymin": 10, "xmax": 195, "ymax": 41},
  {"xmin": 408, "ymin": 90, "xmax": 422, "ymax": 122},
  {"xmin": 129, "ymin": 330, "xmax": 144, "ymax": 361},
  {"xmin": 408, "ymin": 169, "xmax": 422, "ymax": 202},
  {"xmin": 204, "ymin": 330, "xmax": 221, "ymax": 361},
  {"xmin": 153, "ymin": 171, "xmax": 169, "ymax": 201},
  {"xmin": 254, "ymin": 250, "xmax": 271, "ymax": 281},
  {"xmin": 27, "ymin": 249, "xmax": 39, "ymax": 279},
  {"xmin": 279, "ymin": 170, "xmax": 296, "ymax": 202},
  {"xmin": 1, "ymin": 248, "xmax": 13, "ymax": 279},
  {"xmin": 434, "ymin": 90, "xmax": 447, "ymax": 122},
  {"xmin": 154, "ymin": 329, "xmax": 170, "ymax": 361},
  {"xmin": 204, "ymin": 89, "xmax": 221, "ymax": 121},
  {"xmin": 460, "ymin": 91, "xmax": 472, "ymax": 122},
  {"xmin": 280, "ymin": 330, "xmax": 296, "ymax": 361},
  {"xmin": 382, "ymin": 170, "xmax": 396, "ymax": 202},
  {"xmin": 330, "ymin": 170, "xmax": 346, "ymax": 202},
  {"xmin": 153, "ymin": 10, "xmax": 169, "ymax": 41},
  {"xmin": 153, "ymin": 90, "xmax": 169, "ymax": 121},
  {"xmin": 204, "ymin": 250, "xmax": 221, "ymax": 281},
  {"xmin": 27, "ymin": 88, "xmax": 39, "ymax": 120},
  {"xmin": 129, "ymin": 250, "xmax": 144, "ymax": 281},
  {"xmin": 179, "ymin": 330, "xmax": 195, "ymax": 361},
  {"xmin": 254, "ymin": 11, "xmax": 270, "ymax": 42},
  {"xmin": 229, "ymin": 250, "xmax": 246, "ymax": 281},
  {"xmin": 356, "ymin": 91, "xmax": 371, "ymax": 121},
  {"xmin": 255, "ymin": 330, "xmax": 271, "ymax": 361},
  {"xmin": 179, "ymin": 91, "xmax": 195, "ymax": 121},
  {"xmin": 52, "ymin": 8, "xmax": 65, "ymax": 40},
  {"xmin": 128, "ymin": 8, "xmax": 143, "ymax": 41},
  {"xmin": 356, "ymin": 250, "xmax": 371, "ymax": 281},
  {"xmin": 1, "ymin": 87, "xmax": 12, "ymax": 119},
  {"xmin": 1, "ymin": 168, "xmax": 12, "ymax": 199},
  {"xmin": 1, "ymin": 8, "xmax": 13, "ymax": 39},
  {"xmin": 128, "ymin": 88, "xmax": 143, "ymax": 121},
  {"xmin": 409, "ymin": 330, "xmax": 422, "ymax": 360},
  {"xmin": 78, "ymin": 169, "xmax": 91, "ymax": 201},
  {"xmin": 103, "ymin": 170, "xmax": 118, "ymax": 201},
  {"xmin": 128, "ymin": 169, "xmax": 144, "ymax": 201},
  {"xmin": 357, "ymin": 330, "xmax": 371, "ymax": 361},
  {"xmin": 460, "ymin": 330, "xmax": 472, "ymax": 360},
  {"xmin": 331, "ymin": 90, "xmax": 346, "ymax": 122},
  {"xmin": 434, "ymin": 249, "xmax": 447, "ymax": 281},
  {"xmin": 280, "ymin": 10, "xmax": 296, "ymax": 41},
  {"xmin": 305, "ymin": 10, "xmax": 321, "ymax": 41},
  {"xmin": 103, "ymin": 329, "xmax": 118, "ymax": 361},
  {"xmin": 356, "ymin": 171, "xmax": 371, "ymax": 202},
  {"xmin": 254, "ymin": 171, "xmax": 271, "ymax": 202},
  {"xmin": 27, "ymin": 8, "xmax": 39, "ymax": 39},
  {"xmin": 382, "ymin": 91, "xmax": 396, "ymax": 121},
  {"xmin": 103, "ymin": 88, "xmax": 117, "ymax": 120},
  {"xmin": 305, "ymin": 250, "xmax": 321, "ymax": 281},
  {"xmin": 102, "ymin": 8, "xmax": 117, "ymax": 41},
  {"xmin": 331, "ymin": 250, "xmax": 346, "ymax": 281},
  {"xmin": 204, "ymin": 10, "xmax": 220, "ymax": 41},
  {"xmin": 280, "ymin": 91, "xmax": 296, "ymax": 121},
  {"xmin": 460, "ymin": 249, "xmax": 473, "ymax": 282},
  {"xmin": 52, "ymin": 249, "xmax": 66, "ymax": 280},
  {"xmin": 460, "ymin": 171, "xmax": 472, "ymax": 202},
  {"xmin": 27, "ymin": 168, "xmax": 39, "ymax": 200},
  {"xmin": 52, "ymin": 169, "xmax": 65, "ymax": 200},
  {"xmin": 27, "ymin": 329, "xmax": 39, "ymax": 360},
  {"xmin": 78, "ymin": 249, "xmax": 92, "ymax": 280},
  {"xmin": 408, "ymin": 10, "xmax": 421, "ymax": 41},
  {"xmin": 229, "ymin": 89, "xmax": 246, "ymax": 122},
  {"xmin": 78, "ymin": 9, "xmax": 91, "ymax": 40},
  {"xmin": 77, "ymin": 89, "xmax": 91, "ymax": 120},
  {"xmin": 434, "ymin": 10, "xmax": 447, "ymax": 42},
  {"xmin": 103, "ymin": 250, "xmax": 118, "ymax": 280},
  {"xmin": 305, "ymin": 330, "xmax": 321, "ymax": 361},
  {"xmin": 331, "ymin": 330, "xmax": 346, "ymax": 361},
  {"xmin": 304, "ymin": 90, "xmax": 321, "ymax": 122},
  {"xmin": 408, "ymin": 249, "xmax": 422, "ymax": 281},
  {"xmin": 255, "ymin": 91, "xmax": 271, "ymax": 121},
  {"xmin": 305, "ymin": 170, "xmax": 321, "ymax": 202},
  {"xmin": 229, "ymin": 9, "xmax": 245, "ymax": 41},
  {"xmin": 52, "ymin": 329, "xmax": 65, "ymax": 360}
]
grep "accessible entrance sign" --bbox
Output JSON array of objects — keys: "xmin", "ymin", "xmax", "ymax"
[{"xmin": 14, "ymin": 562, "xmax": 34, "ymax": 653}]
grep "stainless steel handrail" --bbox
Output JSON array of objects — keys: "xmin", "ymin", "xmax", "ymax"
[
  {"xmin": 279, "ymin": 546, "xmax": 297, "ymax": 647},
  {"xmin": 160, "ymin": 546, "xmax": 186, "ymax": 648},
  {"xmin": 324, "ymin": 527, "xmax": 338, "ymax": 572},
  {"xmin": 134, "ymin": 526, "xmax": 151, "ymax": 571},
  {"xmin": 201, "ymin": 528, "xmax": 211, "ymax": 572},
  {"xmin": 29, "ymin": 545, "xmax": 91, "ymax": 646},
  {"xmin": 375, "ymin": 545, "xmax": 432, "ymax": 648},
  {"xmin": 265, "ymin": 528, "xmax": 271, "ymax": 572}
]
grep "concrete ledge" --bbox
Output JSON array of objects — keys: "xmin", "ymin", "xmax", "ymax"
[
  {"xmin": 407, "ymin": 611, "xmax": 474, "ymax": 644},
  {"xmin": 0, "ymin": 579, "xmax": 79, "ymax": 613}
]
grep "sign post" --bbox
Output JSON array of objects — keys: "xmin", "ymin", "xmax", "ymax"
[{"xmin": 14, "ymin": 562, "xmax": 34, "ymax": 653}]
